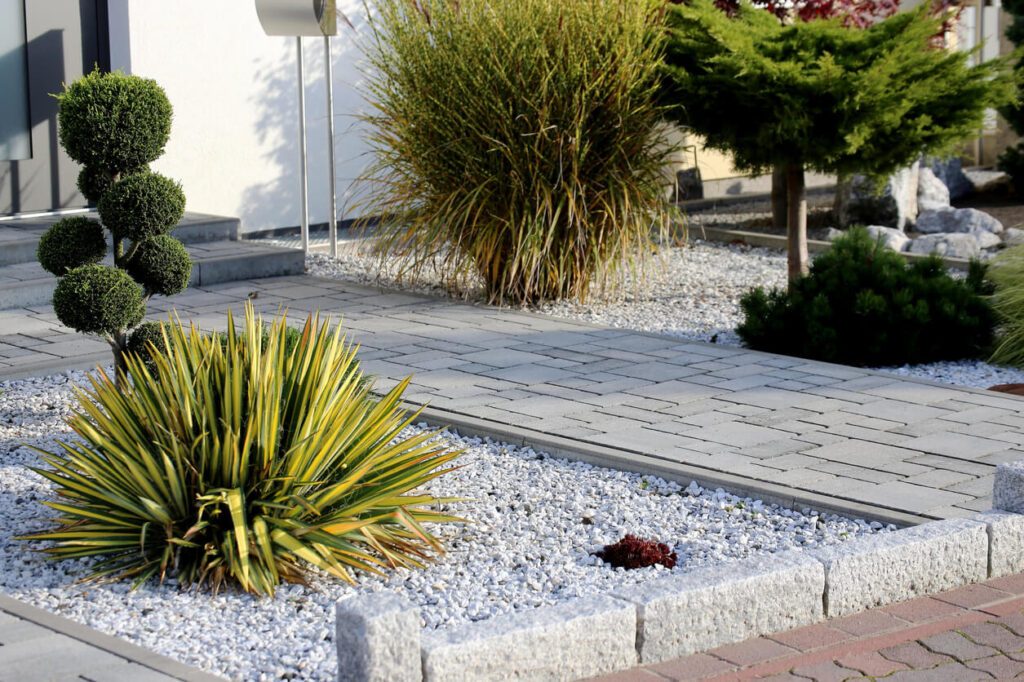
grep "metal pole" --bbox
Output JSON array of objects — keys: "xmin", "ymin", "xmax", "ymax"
[
  {"xmin": 977, "ymin": 0, "xmax": 985, "ymax": 165},
  {"xmin": 297, "ymin": 36, "xmax": 310, "ymax": 255},
  {"xmin": 325, "ymin": 35, "xmax": 338, "ymax": 258}
]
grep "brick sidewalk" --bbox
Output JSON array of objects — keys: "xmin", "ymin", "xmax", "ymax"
[{"xmin": 597, "ymin": 574, "xmax": 1024, "ymax": 681}]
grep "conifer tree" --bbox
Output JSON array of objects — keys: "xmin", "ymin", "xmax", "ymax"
[{"xmin": 661, "ymin": 0, "xmax": 1015, "ymax": 282}]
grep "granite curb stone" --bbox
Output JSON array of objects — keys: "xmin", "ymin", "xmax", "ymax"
[
  {"xmin": 994, "ymin": 461, "xmax": 1024, "ymax": 514},
  {"xmin": 609, "ymin": 550, "xmax": 823, "ymax": 664},
  {"xmin": 810, "ymin": 517, "xmax": 988, "ymax": 617},
  {"xmin": 336, "ymin": 593, "xmax": 422, "ymax": 682},
  {"xmin": 977, "ymin": 509, "xmax": 1024, "ymax": 578},
  {"xmin": 419, "ymin": 595, "xmax": 636, "ymax": 681}
]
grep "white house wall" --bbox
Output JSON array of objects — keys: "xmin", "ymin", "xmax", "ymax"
[{"xmin": 106, "ymin": 0, "xmax": 372, "ymax": 233}]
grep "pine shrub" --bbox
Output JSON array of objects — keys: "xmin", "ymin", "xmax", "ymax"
[
  {"xmin": 359, "ymin": 0, "xmax": 673, "ymax": 304},
  {"xmin": 737, "ymin": 228, "xmax": 996, "ymax": 365},
  {"xmin": 24, "ymin": 305, "xmax": 464, "ymax": 595}
]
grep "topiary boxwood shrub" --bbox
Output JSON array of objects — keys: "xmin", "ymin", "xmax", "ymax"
[
  {"xmin": 124, "ymin": 321, "xmax": 167, "ymax": 372},
  {"xmin": 57, "ymin": 70, "xmax": 171, "ymax": 175},
  {"xmin": 37, "ymin": 217, "xmax": 107, "ymax": 276},
  {"xmin": 125, "ymin": 235, "xmax": 192, "ymax": 296},
  {"xmin": 737, "ymin": 227, "xmax": 996, "ymax": 366},
  {"xmin": 52, "ymin": 264, "xmax": 144, "ymax": 337},
  {"xmin": 98, "ymin": 172, "xmax": 185, "ymax": 242},
  {"xmin": 77, "ymin": 165, "xmax": 148, "ymax": 205}
]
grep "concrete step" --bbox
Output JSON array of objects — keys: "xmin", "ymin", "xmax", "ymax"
[
  {"xmin": 0, "ymin": 211, "xmax": 240, "ymax": 267},
  {"xmin": 0, "ymin": 239, "xmax": 304, "ymax": 310}
]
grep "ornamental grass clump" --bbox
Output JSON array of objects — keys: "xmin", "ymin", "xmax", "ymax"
[
  {"xmin": 737, "ymin": 228, "xmax": 995, "ymax": 366},
  {"xmin": 23, "ymin": 304, "xmax": 464, "ymax": 595},
  {"xmin": 359, "ymin": 0, "xmax": 673, "ymax": 304},
  {"xmin": 988, "ymin": 244, "xmax": 1024, "ymax": 366}
]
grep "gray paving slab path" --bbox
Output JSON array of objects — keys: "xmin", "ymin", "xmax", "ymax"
[{"xmin": 1, "ymin": 274, "xmax": 1022, "ymax": 527}]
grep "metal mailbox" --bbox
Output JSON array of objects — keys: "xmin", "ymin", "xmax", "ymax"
[{"xmin": 255, "ymin": 0, "xmax": 337, "ymax": 36}]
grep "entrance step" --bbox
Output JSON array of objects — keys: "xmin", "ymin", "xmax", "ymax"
[{"xmin": 0, "ymin": 212, "xmax": 303, "ymax": 310}]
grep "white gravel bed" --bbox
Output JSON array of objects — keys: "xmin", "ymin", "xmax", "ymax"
[
  {"xmin": 0, "ymin": 369, "xmax": 891, "ymax": 681},
  {"xmin": 305, "ymin": 239, "xmax": 1024, "ymax": 390}
]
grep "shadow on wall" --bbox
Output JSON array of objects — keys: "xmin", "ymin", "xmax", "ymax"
[{"xmin": 239, "ymin": 3, "xmax": 375, "ymax": 234}]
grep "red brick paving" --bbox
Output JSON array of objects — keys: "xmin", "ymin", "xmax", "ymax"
[{"xmin": 588, "ymin": 573, "xmax": 1024, "ymax": 682}]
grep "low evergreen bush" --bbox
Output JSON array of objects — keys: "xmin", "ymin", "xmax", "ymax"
[
  {"xmin": 737, "ymin": 228, "xmax": 996, "ymax": 365},
  {"xmin": 359, "ymin": 0, "xmax": 672, "ymax": 304},
  {"xmin": 24, "ymin": 305, "xmax": 464, "ymax": 595}
]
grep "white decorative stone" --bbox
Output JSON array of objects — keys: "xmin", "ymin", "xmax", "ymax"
[
  {"xmin": 810, "ymin": 518, "xmax": 988, "ymax": 617},
  {"xmin": 842, "ymin": 163, "xmax": 920, "ymax": 230},
  {"xmin": 964, "ymin": 168, "xmax": 1010, "ymax": 194},
  {"xmin": 917, "ymin": 166, "xmax": 951, "ymax": 212},
  {"xmin": 916, "ymin": 207, "xmax": 1004, "ymax": 236},
  {"xmin": 907, "ymin": 233, "xmax": 981, "ymax": 259},
  {"xmin": 823, "ymin": 227, "xmax": 845, "ymax": 241},
  {"xmin": 419, "ymin": 596, "xmax": 636, "ymax": 681},
  {"xmin": 337, "ymin": 594, "xmax": 422, "ymax": 682},
  {"xmin": 611, "ymin": 551, "xmax": 823, "ymax": 664},
  {"xmin": 865, "ymin": 225, "xmax": 910, "ymax": 252},
  {"xmin": 994, "ymin": 461, "xmax": 1024, "ymax": 515},
  {"xmin": 974, "ymin": 510, "xmax": 1024, "ymax": 578}
]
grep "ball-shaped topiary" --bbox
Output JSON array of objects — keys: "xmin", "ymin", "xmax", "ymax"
[
  {"xmin": 77, "ymin": 165, "xmax": 147, "ymax": 205},
  {"xmin": 57, "ymin": 70, "xmax": 171, "ymax": 175},
  {"xmin": 53, "ymin": 264, "xmax": 144, "ymax": 336},
  {"xmin": 98, "ymin": 172, "xmax": 185, "ymax": 242},
  {"xmin": 37, "ymin": 217, "xmax": 107, "ymax": 276},
  {"xmin": 737, "ymin": 227, "xmax": 996, "ymax": 366},
  {"xmin": 125, "ymin": 235, "xmax": 192, "ymax": 296},
  {"xmin": 125, "ymin": 321, "xmax": 168, "ymax": 371}
]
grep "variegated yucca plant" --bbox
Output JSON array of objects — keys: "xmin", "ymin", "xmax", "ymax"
[{"xmin": 23, "ymin": 304, "xmax": 464, "ymax": 595}]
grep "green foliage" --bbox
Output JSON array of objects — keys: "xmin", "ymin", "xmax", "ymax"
[
  {"xmin": 661, "ymin": 0, "xmax": 1017, "ymax": 179},
  {"xmin": 124, "ymin": 321, "xmax": 167, "ymax": 372},
  {"xmin": 23, "ymin": 305, "xmax": 464, "ymax": 595},
  {"xmin": 52, "ymin": 264, "xmax": 143, "ymax": 337},
  {"xmin": 98, "ymin": 172, "xmax": 186, "ymax": 242},
  {"xmin": 737, "ymin": 228, "xmax": 996, "ymax": 365},
  {"xmin": 77, "ymin": 165, "xmax": 147, "ymax": 205},
  {"xmin": 125, "ymin": 235, "xmax": 192, "ymax": 296},
  {"xmin": 57, "ymin": 70, "xmax": 171, "ymax": 176},
  {"xmin": 37, "ymin": 217, "xmax": 107, "ymax": 276},
  {"xmin": 988, "ymin": 244, "xmax": 1024, "ymax": 365},
  {"xmin": 359, "ymin": 0, "xmax": 672, "ymax": 304}
]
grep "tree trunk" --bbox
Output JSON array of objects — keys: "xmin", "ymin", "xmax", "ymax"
[
  {"xmin": 771, "ymin": 166, "xmax": 787, "ymax": 229},
  {"xmin": 785, "ymin": 162, "xmax": 808, "ymax": 284},
  {"xmin": 111, "ymin": 330, "xmax": 128, "ymax": 390}
]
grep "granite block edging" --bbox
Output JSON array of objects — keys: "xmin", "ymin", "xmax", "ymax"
[{"xmin": 334, "ymin": 508, "xmax": 1024, "ymax": 681}]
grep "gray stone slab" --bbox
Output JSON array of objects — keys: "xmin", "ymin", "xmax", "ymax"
[
  {"xmin": 611, "ymin": 551, "xmax": 823, "ymax": 664},
  {"xmin": 336, "ymin": 593, "xmax": 422, "ymax": 682},
  {"xmin": 975, "ymin": 510, "xmax": 1024, "ymax": 578},
  {"xmin": 811, "ymin": 517, "xmax": 988, "ymax": 616},
  {"xmin": 420, "ymin": 595, "xmax": 636, "ymax": 681}
]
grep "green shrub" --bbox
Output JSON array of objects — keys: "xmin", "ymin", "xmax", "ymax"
[
  {"xmin": 737, "ymin": 228, "xmax": 996, "ymax": 365},
  {"xmin": 98, "ymin": 172, "xmax": 186, "ymax": 242},
  {"xmin": 359, "ymin": 0, "xmax": 672, "ymax": 304},
  {"xmin": 125, "ymin": 235, "xmax": 192, "ymax": 296},
  {"xmin": 24, "ymin": 305, "xmax": 464, "ymax": 595},
  {"xmin": 124, "ymin": 320, "xmax": 167, "ymax": 371},
  {"xmin": 37, "ymin": 217, "xmax": 107, "ymax": 275},
  {"xmin": 52, "ymin": 264, "xmax": 144, "ymax": 337},
  {"xmin": 77, "ymin": 165, "xmax": 147, "ymax": 205},
  {"xmin": 57, "ymin": 70, "xmax": 171, "ymax": 175},
  {"xmin": 988, "ymin": 244, "xmax": 1024, "ymax": 365}
]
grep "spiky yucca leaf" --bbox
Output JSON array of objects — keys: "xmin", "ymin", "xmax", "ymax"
[{"xmin": 23, "ymin": 303, "xmax": 464, "ymax": 595}]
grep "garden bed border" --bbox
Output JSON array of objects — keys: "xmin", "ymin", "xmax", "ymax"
[{"xmin": 335, "ymin": 469, "xmax": 1024, "ymax": 682}]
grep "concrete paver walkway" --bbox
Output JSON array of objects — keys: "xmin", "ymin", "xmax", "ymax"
[{"xmin": 3, "ymin": 274, "xmax": 1019, "ymax": 525}]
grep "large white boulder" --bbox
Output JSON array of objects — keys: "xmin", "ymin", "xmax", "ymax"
[
  {"xmin": 836, "ymin": 162, "xmax": 919, "ymax": 231},
  {"xmin": 865, "ymin": 225, "xmax": 910, "ymax": 252},
  {"xmin": 907, "ymin": 232, "xmax": 982, "ymax": 259},
  {"xmin": 915, "ymin": 207, "xmax": 1004, "ymax": 236},
  {"xmin": 917, "ymin": 166, "xmax": 951, "ymax": 212}
]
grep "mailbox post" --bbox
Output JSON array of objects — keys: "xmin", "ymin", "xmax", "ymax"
[{"xmin": 255, "ymin": 0, "xmax": 339, "ymax": 256}]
